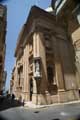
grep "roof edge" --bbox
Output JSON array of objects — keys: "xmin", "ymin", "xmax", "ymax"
[{"xmin": 14, "ymin": 5, "xmax": 56, "ymax": 57}]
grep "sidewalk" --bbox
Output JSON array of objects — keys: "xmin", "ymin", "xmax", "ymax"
[{"xmin": 24, "ymin": 100, "xmax": 80, "ymax": 109}]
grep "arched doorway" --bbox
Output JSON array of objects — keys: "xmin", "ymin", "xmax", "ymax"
[{"xmin": 30, "ymin": 78, "xmax": 33, "ymax": 101}]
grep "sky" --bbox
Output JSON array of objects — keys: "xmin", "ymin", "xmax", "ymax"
[{"xmin": 2, "ymin": 0, "xmax": 51, "ymax": 90}]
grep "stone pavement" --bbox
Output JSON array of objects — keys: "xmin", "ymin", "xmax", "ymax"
[{"xmin": 24, "ymin": 100, "xmax": 80, "ymax": 109}]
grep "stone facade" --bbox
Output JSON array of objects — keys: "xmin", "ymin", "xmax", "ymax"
[
  {"xmin": 51, "ymin": 0, "xmax": 80, "ymax": 94},
  {"xmin": 0, "ymin": 4, "xmax": 7, "ymax": 94},
  {"xmin": 11, "ymin": 5, "xmax": 80, "ymax": 105},
  {"xmin": 67, "ymin": 4, "xmax": 80, "ymax": 91}
]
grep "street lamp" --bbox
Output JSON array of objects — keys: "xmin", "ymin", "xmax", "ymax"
[
  {"xmin": 33, "ymin": 57, "xmax": 42, "ymax": 80},
  {"xmin": 33, "ymin": 57, "xmax": 42, "ymax": 105}
]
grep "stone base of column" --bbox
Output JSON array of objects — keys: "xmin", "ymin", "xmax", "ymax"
[
  {"xmin": 58, "ymin": 89, "xmax": 80, "ymax": 103},
  {"xmin": 38, "ymin": 93, "xmax": 52, "ymax": 105},
  {"xmin": 50, "ymin": 95, "xmax": 59, "ymax": 104},
  {"xmin": 32, "ymin": 93, "xmax": 38, "ymax": 105},
  {"xmin": 32, "ymin": 92, "xmax": 52, "ymax": 105},
  {"xmin": 21, "ymin": 92, "xmax": 30, "ymax": 101},
  {"xmin": 30, "ymin": 90, "xmax": 80, "ymax": 105},
  {"xmin": 15, "ymin": 91, "xmax": 21, "ymax": 100},
  {"xmin": 14, "ymin": 91, "xmax": 19, "ymax": 100}
]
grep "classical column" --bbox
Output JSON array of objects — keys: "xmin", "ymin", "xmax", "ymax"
[
  {"xmin": 23, "ymin": 44, "xmax": 30, "ymax": 101},
  {"xmin": 33, "ymin": 32, "xmax": 39, "ymax": 104},
  {"xmin": 33, "ymin": 32, "xmax": 48, "ymax": 104},
  {"xmin": 51, "ymin": 36, "xmax": 65, "ymax": 92},
  {"xmin": 52, "ymin": 34, "xmax": 80, "ymax": 102},
  {"xmin": 33, "ymin": 32, "xmax": 37, "ymax": 57},
  {"xmin": 36, "ymin": 32, "xmax": 48, "ymax": 90},
  {"xmin": 62, "ymin": 41, "xmax": 77, "ymax": 90}
]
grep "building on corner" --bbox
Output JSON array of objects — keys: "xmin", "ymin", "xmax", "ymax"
[{"xmin": 11, "ymin": 5, "xmax": 80, "ymax": 105}]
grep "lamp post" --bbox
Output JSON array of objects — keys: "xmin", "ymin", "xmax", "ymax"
[{"xmin": 33, "ymin": 57, "xmax": 42, "ymax": 80}]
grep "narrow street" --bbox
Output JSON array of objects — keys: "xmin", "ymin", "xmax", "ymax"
[{"xmin": 0, "ymin": 103, "xmax": 80, "ymax": 120}]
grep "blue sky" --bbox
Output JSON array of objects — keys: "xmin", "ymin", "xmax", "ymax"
[{"xmin": 2, "ymin": 0, "xmax": 51, "ymax": 90}]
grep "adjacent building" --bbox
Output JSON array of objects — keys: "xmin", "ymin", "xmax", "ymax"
[
  {"xmin": 11, "ymin": 5, "xmax": 80, "ymax": 105},
  {"xmin": 51, "ymin": 0, "xmax": 80, "ymax": 94},
  {"xmin": 0, "ymin": 4, "xmax": 7, "ymax": 94}
]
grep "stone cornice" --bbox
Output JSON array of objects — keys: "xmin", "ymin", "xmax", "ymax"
[
  {"xmin": 14, "ymin": 5, "xmax": 56, "ymax": 57},
  {"xmin": 15, "ymin": 5, "xmax": 68, "ymax": 57}
]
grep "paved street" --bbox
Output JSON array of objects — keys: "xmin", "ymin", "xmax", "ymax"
[{"xmin": 0, "ymin": 103, "xmax": 80, "ymax": 120}]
